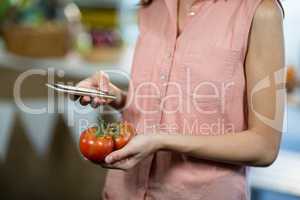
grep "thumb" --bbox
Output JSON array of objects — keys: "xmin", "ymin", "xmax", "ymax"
[
  {"xmin": 98, "ymin": 71, "xmax": 110, "ymax": 93},
  {"xmin": 105, "ymin": 146, "xmax": 134, "ymax": 164}
]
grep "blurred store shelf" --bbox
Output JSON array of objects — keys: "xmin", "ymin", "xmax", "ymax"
[
  {"xmin": 250, "ymin": 101, "xmax": 300, "ymax": 199},
  {"xmin": 0, "ymin": 45, "xmax": 135, "ymax": 87},
  {"xmin": 250, "ymin": 150, "xmax": 300, "ymax": 197},
  {"xmin": 282, "ymin": 102, "xmax": 300, "ymax": 152},
  {"xmin": 74, "ymin": 0, "xmax": 120, "ymax": 8}
]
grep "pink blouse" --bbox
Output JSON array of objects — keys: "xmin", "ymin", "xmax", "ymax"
[{"xmin": 103, "ymin": 0, "xmax": 263, "ymax": 199}]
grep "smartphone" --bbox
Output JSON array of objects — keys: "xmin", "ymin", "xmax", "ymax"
[{"xmin": 46, "ymin": 83, "xmax": 116, "ymax": 100}]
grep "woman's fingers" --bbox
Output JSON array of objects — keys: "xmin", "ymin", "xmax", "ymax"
[
  {"xmin": 98, "ymin": 71, "xmax": 110, "ymax": 93},
  {"xmin": 101, "ymin": 163, "xmax": 125, "ymax": 170},
  {"xmin": 90, "ymin": 97, "xmax": 111, "ymax": 108},
  {"xmin": 90, "ymin": 97, "xmax": 102, "ymax": 108},
  {"xmin": 69, "ymin": 94, "xmax": 79, "ymax": 101},
  {"xmin": 79, "ymin": 96, "xmax": 91, "ymax": 106},
  {"xmin": 101, "ymin": 158, "xmax": 137, "ymax": 171},
  {"xmin": 69, "ymin": 79, "xmax": 92, "ymax": 102},
  {"xmin": 79, "ymin": 96, "xmax": 111, "ymax": 108},
  {"xmin": 70, "ymin": 71, "xmax": 113, "ymax": 107},
  {"xmin": 105, "ymin": 145, "xmax": 135, "ymax": 164},
  {"xmin": 88, "ymin": 72, "xmax": 112, "ymax": 107},
  {"xmin": 93, "ymin": 97, "xmax": 106, "ymax": 105}
]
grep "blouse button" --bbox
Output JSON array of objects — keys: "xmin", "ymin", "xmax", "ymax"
[
  {"xmin": 188, "ymin": 11, "xmax": 196, "ymax": 16},
  {"xmin": 160, "ymin": 75, "xmax": 166, "ymax": 80}
]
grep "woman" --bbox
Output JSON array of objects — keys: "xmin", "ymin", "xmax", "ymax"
[{"xmin": 74, "ymin": 0, "xmax": 285, "ymax": 199}]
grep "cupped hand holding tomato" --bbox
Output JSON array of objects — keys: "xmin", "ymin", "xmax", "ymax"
[
  {"xmin": 111, "ymin": 122, "xmax": 136, "ymax": 150},
  {"xmin": 79, "ymin": 121, "xmax": 135, "ymax": 164}
]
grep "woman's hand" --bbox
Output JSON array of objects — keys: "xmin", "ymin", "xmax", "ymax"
[
  {"xmin": 102, "ymin": 134, "xmax": 162, "ymax": 170},
  {"xmin": 70, "ymin": 71, "xmax": 125, "ymax": 109}
]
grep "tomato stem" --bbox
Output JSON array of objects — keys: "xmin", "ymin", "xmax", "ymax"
[
  {"xmin": 96, "ymin": 118, "xmax": 109, "ymax": 137},
  {"xmin": 95, "ymin": 119, "xmax": 124, "ymax": 138},
  {"xmin": 95, "ymin": 127, "xmax": 102, "ymax": 137}
]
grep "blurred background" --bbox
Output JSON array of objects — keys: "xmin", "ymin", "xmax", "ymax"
[{"xmin": 0, "ymin": 0, "xmax": 299, "ymax": 200}]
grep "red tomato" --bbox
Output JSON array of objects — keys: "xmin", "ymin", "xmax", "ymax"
[
  {"xmin": 79, "ymin": 121, "xmax": 135, "ymax": 164},
  {"xmin": 79, "ymin": 127, "xmax": 114, "ymax": 163},
  {"xmin": 112, "ymin": 122, "xmax": 135, "ymax": 150}
]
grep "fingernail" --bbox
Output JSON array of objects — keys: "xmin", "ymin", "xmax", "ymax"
[
  {"xmin": 99, "ymin": 99, "xmax": 106, "ymax": 104},
  {"xmin": 99, "ymin": 72, "xmax": 109, "ymax": 93},
  {"xmin": 105, "ymin": 156, "xmax": 112, "ymax": 164},
  {"xmin": 83, "ymin": 96, "xmax": 90, "ymax": 102},
  {"xmin": 91, "ymin": 101, "xmax": 97, "ymax": 108}
]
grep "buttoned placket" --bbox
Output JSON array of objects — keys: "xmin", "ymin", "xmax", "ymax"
[
  {"xmin": 157, "ymin": 0, "xmax": 202, "ymax": 113},
  {"xmin": 157, "ymin": 0, "xmax": 182, "ymax": 126},
  {"xmin": 157, "ymin": 0, "xmax": 201, "ymax": 108},
  {"xmin": 157, "ymin": 38, "xmax": 177, "ymax": 122},
  {"xmin": 145, "ymin": 1, "xmax": 203, "ymax": 198},
  {"xmin": 142, "ymin": 3, "xmax": 180, "ymax": 199}
]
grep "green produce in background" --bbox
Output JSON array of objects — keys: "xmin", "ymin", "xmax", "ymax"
[
  {"xmin": 0, "ymin": 0, "xmax": 11, "ymax": 23},
  {"xmin": 0, "ymin": 0, "xmax": 62, "ymax": 25}
]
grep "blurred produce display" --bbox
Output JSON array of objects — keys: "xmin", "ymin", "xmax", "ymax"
[
  {"xmin": 286, "ymin": 65, "xmax": 298, "ymax": 93},
  {"xmin": 3, "ymin": 22, "xmax": 70, "ymax": 57},
  {"xmin": 74, "ymin": 0, "xmax": 124, "ymax": 62},
  {"xmin": 286, "ymin": 65, "xmax": 300, "ymax": 107},
  {"xmin": 0, "ymin": 0, "xmax": 127, "ymax": 61},
  {"xmin": 0, "ymin": 0, "xmax": 71, "ymax": 58},
  {"xmin": 0, "ymin": 0, "xmax": 63, "ymax": 25},
  {"xmin": 0, "ymin": 0, "xmax": 11, "ymax": 23},
  {"xmin": 80, "ymin": 7, "xmax": 118, "ymax": 30}
]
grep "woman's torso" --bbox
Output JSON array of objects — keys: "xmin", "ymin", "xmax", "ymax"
[{"xmin": 104, "ymin": 0, "xmax": 263, "ymax": 199}]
